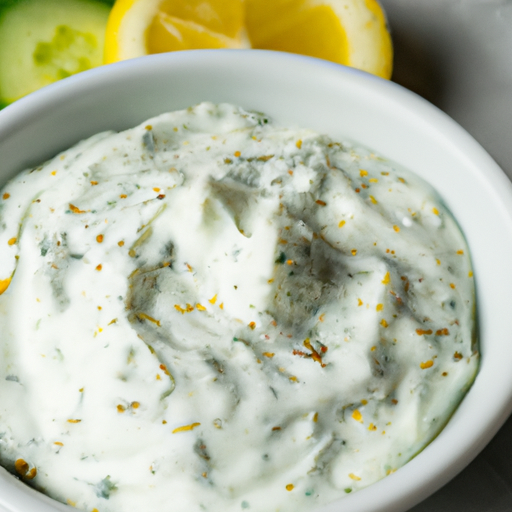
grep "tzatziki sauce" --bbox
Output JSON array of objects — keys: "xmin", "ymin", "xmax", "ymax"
[{"xmin": 0, "ymin": 102, "xmax": 478, "ymax": 512}]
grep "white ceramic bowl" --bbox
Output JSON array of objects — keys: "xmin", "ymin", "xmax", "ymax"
[{"xmin": 1, "ymin": 50, "xmax": 512, "ymax": 512}]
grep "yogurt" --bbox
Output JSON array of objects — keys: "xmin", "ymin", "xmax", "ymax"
[{"xmin": 0, "ymin": 102, "xmax": 478, "ymax": 512}]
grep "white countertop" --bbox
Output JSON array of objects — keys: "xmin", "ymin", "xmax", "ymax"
[{"xmin": 380, "ymin": 1, "xmax": 512, "ymax": 510}]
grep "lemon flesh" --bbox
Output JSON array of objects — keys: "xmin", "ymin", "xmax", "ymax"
[
  {"xmin": 146, "ymin": 12, "xmax": 244, "ymax": 54},
  {"xmin": 245, "ymin": 0, "xmax": 392, "ymax": 78},
  {"xmin": 245, "ymin": 1, "xmax": 350, "ymax": 65},
  {"xmin": 104, "ymin": 0, "xmax": 392, "ymax": 78},
  {"xmin": 104, "ymin": 0, "xmax": 246, "ymax": 63}
]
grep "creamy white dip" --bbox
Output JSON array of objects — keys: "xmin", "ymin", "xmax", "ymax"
[{"xmin": 0, "ymin": 102, "xmax": 478, "ymax": 512}]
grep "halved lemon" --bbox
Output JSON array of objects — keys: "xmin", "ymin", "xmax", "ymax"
[{"xmin": 104, "ymin": 0, "xmax": 392, "ymax": 79}]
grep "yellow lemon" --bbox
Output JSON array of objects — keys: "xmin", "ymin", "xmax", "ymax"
[{"xmin": 104, "ymin": 0, "xmax": 392, "ymax": 79}]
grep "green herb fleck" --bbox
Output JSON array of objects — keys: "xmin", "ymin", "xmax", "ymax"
[
  {"xmin": 275, "ymin": 252, "xmax": 286, "ymax": 264},
  {"xmin": 95, "ymin": 476, "xmax": 117, "ymax": 499}
]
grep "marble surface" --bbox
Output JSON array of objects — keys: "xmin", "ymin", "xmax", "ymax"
[{"xmin": 379, "ymin": 0, "xmax": 512, "ymax": 510}]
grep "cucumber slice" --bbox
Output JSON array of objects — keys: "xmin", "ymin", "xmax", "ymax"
[{"xmin": 0, "ymin": 0, "xmax": 114, "ymax": 107}]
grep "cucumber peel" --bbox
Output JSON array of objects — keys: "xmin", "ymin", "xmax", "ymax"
[{"xmin": 0, "ymin": 0, "xmax": 114, "ymax": 107}]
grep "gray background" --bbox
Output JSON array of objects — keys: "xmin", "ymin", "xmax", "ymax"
[{"xmin": 380, "ymin": 1, "xmax": 512, "ymax": 510}]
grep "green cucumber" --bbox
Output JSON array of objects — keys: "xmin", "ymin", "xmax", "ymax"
[{"xmin": 0, "ymin": 0, "xmax": 114, "ymax": 107}]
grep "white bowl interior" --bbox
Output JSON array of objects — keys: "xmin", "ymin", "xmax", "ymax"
[{"xmin": 1, "ymin": 50, "xmax": 512, "ymax": 512}]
